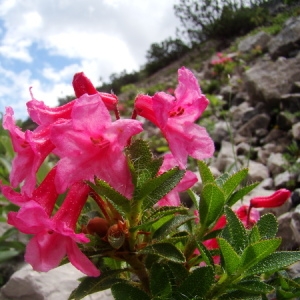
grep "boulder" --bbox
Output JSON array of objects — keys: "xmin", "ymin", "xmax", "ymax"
[
  {"xmin": 237, "ymin": 113, "xmax": 270, "ymax": 137},
  {"xmin": 244, "ymin": 53, "xmax": 300, "ymax": 105},
  {"xmin": 268, "ymin": 16, "xmax": 300, "ymax": 59},
  {"xmin": 238, "ymin": 31, "xmax": 271, "ymax": 53},
  {"xmin": 247, "ymin": 160, "xmax": 270, "ymax": 182},
  {"xmin": 292, "ymin": 122, "xmax": 300, "ymax": 140},
  {"xmin": 0, "ymin": 264, "xmax": 113, "ymax": 300},
  {"xmin": 267, "ymin": 152, "xmax": 286, "ymax": 176}
]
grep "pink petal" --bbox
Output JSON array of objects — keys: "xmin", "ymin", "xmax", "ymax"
[
  {"xmin": 3, "ymin": 107, "xmax": 54, "ymax": 195},
  {"xmin": 71, "ymin": 94, "xmax": 111, "ymax": 135},
  {"xmin": 157, "ymin": 154, "xmax": 198, "ymax": 206},
  {"xmin": 134, "ymin": 95, "xmax": 158, "ymax": 126},
  {"xmin": 166, "ymin": 122, "xmax": 214, "ymax": 168},
  {"xmin": 25, "ymin": 233, "xmax": 67, "ymax": 272},
  {"xmin": 7, "ymin": 201, "xmax": 52, "ymax": 234},
  {"xmin": 26, "ymin": 99, "xmax": 75, "ymax": 126},
  {"xmin": 66, "ymin": 239, "xmax": 100, "ymax": 277}
]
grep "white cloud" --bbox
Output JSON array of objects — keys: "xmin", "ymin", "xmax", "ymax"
[{"xmin": 0, "ymin": 0, "xmax": 181, "ymax": 119}]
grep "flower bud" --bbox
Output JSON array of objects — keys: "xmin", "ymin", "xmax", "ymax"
[
  {"xmin": 250, "ymin": 188, "xmax": 291, "ymax": 208},
  {"xmin": 72, "ymin": 72, "xmax": 98, "ymax": 98},
  {"xmin": 87, "ymin": 217, "xmax": 109, "ymax": 238},
  {"xmin": 72, "ymin": 72, "xmax": 118, "ymax": 110}
]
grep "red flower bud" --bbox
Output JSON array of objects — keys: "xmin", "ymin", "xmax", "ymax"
[
  {"xmin": 250, "ymin": 189, "xmax": 291, "ymax": 208},
  {"xmin": 72, "ymin": 72, "xmax": 98, "ymax": 97},
  {"xmin": 87, "ymin": 217, "xmax": 109, "ymax": 238},
  {"xmin": 72, "ymin": 72, "xmax": 118, "ymax": 110}
]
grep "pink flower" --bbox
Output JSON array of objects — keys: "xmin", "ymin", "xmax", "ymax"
[
  {"xmin": 50, "ymin": 93, "xmax": 143, "ymax": 197},
  {"xmin": 1, "ymin": 167, "xmax": 58, "ymax": 215},
  {"xmin": 250, "ymin": 189, "xmax": 291, "ymax": 208},
  {"xmin": 8, "ymin": 182, "xmax": 99, "ymax": 277},
  {"xmin": 203, "ymin": 215, "xmax": 227, "ymax": 250},
  {"xmin": 157, "ymin": 153, "xmax": 198, "ymax": 206},
  {"xmin": 3, "ymin": 107, "xmax": 55, "ymax": 196},
  {"xmin": 236, "ymin": 205, "xmax": 260, "ymax": 228},
  {"xmin": 134, "ymin": 67, "xmax": 214, "ymax": 168}
]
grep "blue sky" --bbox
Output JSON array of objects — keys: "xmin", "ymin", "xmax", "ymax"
[{"xmin": 0, "ymin": 0, "xmax": 180, "ymax": 120}]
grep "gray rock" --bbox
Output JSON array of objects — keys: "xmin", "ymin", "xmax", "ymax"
[
  {"xmin": 214, "ymin": 141, "xmax": 239, "ymax": 172},
  {"xmin": 274, "ymin": 171, "xmax": 292, "ymax": 188},
  {"xmin": 277, "ymin": 111, "xmax": 294, "ymax": 130},
  {"xmin": 280, "ymin": 93, "xmax": 300, "ymax": 113},
  {"xmin": 244, "ymin": 54, "xmax": 300, "ymax": 104},
  {"xmin": 268, "ymin": 16, "xmax": 300, "ymax": 59},
  {"xmin": 267, "ymin": 153, "xmax": 286, "ymax": 176},
  {"xmin": 291, "ymin": 189, "xmax": 300, "ymax": 207},
  {"xmin": 238, "ymin": 31, "xmax": 271, "ymax": 53},
  {"xmin": 257, "ymin": 143, "xmax": 277, "ymax": 165},
  {"xmin": 262, "ymin": 129, "xmax": 291, "ymax": 149},
  {"xmin": 247, "ymin": 160, "xmax": 270, "ymax": 182},
  {"xmin": 236, "ymin": 142, "xmax": 251, "ymax": 156},
  {"xmin": 211, "ymin": 121, "xmax": 230, "ymax": 146},
  {"xmin": 238, "ymin": 113, "xmax": 270, "ymax": 137},
  {"xmin": 291, "ymin": 81, "xmax": 300, "ymax": 93},
  {"xmin": 277, "ymin": 212, "xmax": 299, "ymax": 250},
  {"xmin": 292, "ymin": 122, "xmax": 300, "ymax": 140},
  {"xmin": 257, "ymin": 178, "xmax": 274, "ymax": 190},
  {"xmin": 0, "ymin": 264, "xmax": 113, "ymax": 300}
]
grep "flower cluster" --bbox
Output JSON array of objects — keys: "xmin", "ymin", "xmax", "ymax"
[
  {"xmin": 1, "ymin": 67, "xmax": 215, "ymax": 276},
  {"xmin": 1, "ymin": 67, "xmax": 295, "ymax": 299},
  {"xmin": 210, "ymin": 52, "xmax": 233, "ymax": 66}
]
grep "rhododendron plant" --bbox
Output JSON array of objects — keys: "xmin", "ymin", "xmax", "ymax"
[{"xmin": 2, "ymin": 68, "xmax": 300, "ymax": 299}]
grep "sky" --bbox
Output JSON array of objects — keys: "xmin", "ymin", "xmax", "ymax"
[{"xmin": 0, "ymin": 0, "xmax": 181, "ymax": 120}]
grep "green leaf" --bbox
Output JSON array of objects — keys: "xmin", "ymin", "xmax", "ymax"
[
  {"xmin": 139, "ymin": 243, "xmax": 186, "ymax": 263},
  {"xmin": 177, "ymin": 266, "xmax": 214, "ymax": 299},
  {"xmin": 164, "ymin": 261, "xmax": 189, "ymax": 286},
  {"xmin": 226, "ymin": 182, "xmax": 259, "ymax": 207},
  {"xmin": 69, "ymin": 270, "xmax": 126, "ymax": 300},
  {"xmin": 136, "ymin": 168, "xmax": 185, "ymax": 209},
  {"xmin": 150, "ymin": 263, "xmax": 172, "ymax": 298},
  {"xmin": 126, "ymin": 139, "xmax": 163, "ymax": 187},
  {"xmin": 187, "ymin": 189, "xmax": 200, "ymax": 210},
  {"xmin": 0, "ymin": 136, "xmax": 14, "ymax": 158},
  {"xmin": 131, "ymin": 207, "xmax": 188, "ymax": 232},
  {"xmin": 222, "ymin": 169, "xmax": 248, "ymax": 200},
  {"xmin": 198, "ymin": 160, "xmax": 215, "ymax": 184},
  {"xmin": 145, "ymin": 206, "xmax": 189, "ymax": 223},
  {"xmin": 111, "ymin": 282, "xmax": 151, "ymax": 300},
  {"xmin": 221, "ymin": 206, "xmax": 248, "ymax": 255},
  {"xmin": 246, "ymin": 251, "xmax": 300, "ymax": 276},
  {"xmin": 277, "ymin": 270, "xmax": 300, "ymax": 289},
  {"xmin": 256, "ymin": 213, "xmax": 278, "ymax": 240},
  {"xmin": 160, "ymin": 231, "xmax": 189, "ymax": 245},
  {"xmin": 89, "ymin": 179, "xmax": 130, "ymax": 216},
  {"xmin": 153, "ymin": 215, "xmax": 195, "ymax": 240},
  {"xmin": 239, "ymin": 239, "xmax": 281, "ymax": 272},
  {"xmin": 248, "ymin": 225, "xmax": 260, "ymax": 244},
  {"xmin": 196, "ymin": 241, "xmax": 214, "ymax": 267},
  {"xmin": 215, "ymin": 172, "xmax": 231, "ymax": 187},
  {"xmin": 0, "ymin": 249, "xmax": 20, "ymax": 263},
  {"xmin": 199, "ymin": 183, "xmax": 225, "ymax": 229},
  {"xmin": 218, "ymin": 237, "xmax": 241, "ymax": 275},
  {"xmin": 219, "ymin": 290, "xmax": 263, "ymax": 299},
  {"xmin": 277, "ymin": 287, "xmax": 300, "ymax": 299},
  {"xmin": 0, "ymin": 227, "xmax": 21, "ymax": 242},
  {"xmin": 233, "ymin": 279, "xmax": 274, "ymax": 294}
]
